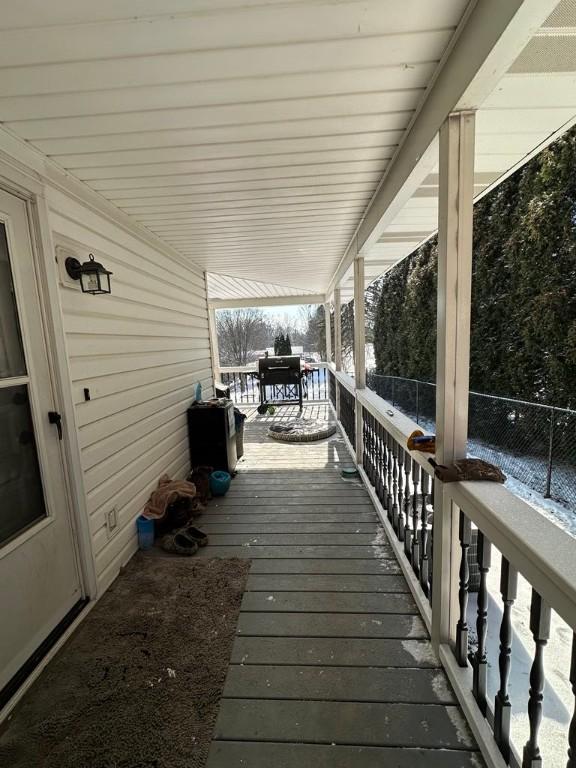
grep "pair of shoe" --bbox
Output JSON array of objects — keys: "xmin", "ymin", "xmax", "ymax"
[{"xmin": 161, "ymin": 525, "xmax": 208, "ymax": 556}]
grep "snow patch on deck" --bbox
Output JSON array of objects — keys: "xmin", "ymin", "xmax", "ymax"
[
  {"xmin": 431, "ymin": 671, "xmax": 452, "ymax": 702},
  {"xmin": 371, "ymin": 527, "xmax": 389, "ymax": 562},
  {"xmin": 401, "ymin": 640, "xmax": 438, "ymax": 666},
  {"xmin": 446, "ymin": 707, "xmax": 474, "ymax": 747}
]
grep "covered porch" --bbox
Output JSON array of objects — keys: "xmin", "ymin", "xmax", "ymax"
[
  {"xmin": 201, "ymin": 404, "xmax": 482, "ymax": 766},
  {"xmin": 0, "ymin": 2, "xmax": 574, "ymax": 767}
]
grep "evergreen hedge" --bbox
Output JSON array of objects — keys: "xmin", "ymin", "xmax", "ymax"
[{"xmin": 373, "ymin": 127, "xmax": 576, "ymax": 409}]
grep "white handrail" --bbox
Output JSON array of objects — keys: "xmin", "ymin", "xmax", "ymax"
[
  {"xmin": 447, "ymin": 480, "xmax": 576, "ymax": 632},
  {"xmin": 218, "ymin": 364, "xmax": 257, "ymax": 373},
  {"xmin": 336, "ymin": 376, "xmax": 576, "ymax": 633},
  {"xmin": 219, "ymin": 360, "xmax": 330, "ymax": 374},
  {"xmin": 334, "ymin": 368, "xmax": 356, "ymax": 396},
  {"xmin": 357, "ymin": 387, "xmax": 435, "ymax": 476}
]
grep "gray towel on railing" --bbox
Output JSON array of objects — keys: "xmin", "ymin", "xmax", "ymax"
[{"xmin": 429, "ymin": 458, "xmax": 506, "ymax": 483}]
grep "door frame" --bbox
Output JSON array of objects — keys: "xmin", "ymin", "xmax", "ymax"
[{"xmin": 0, "ymin": 163, "xmax": 97, "ymax": 602}]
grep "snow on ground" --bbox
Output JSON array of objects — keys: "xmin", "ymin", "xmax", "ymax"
[
  {"xmin": 504, "ymin": 475, "xmax": 576, "ymax": 539},
  {"xmin": 468, "ymin": 554, "xmax": 573, "ymax": 768},
  {"xmin": 397, "ymin": 411, "xmax": 576, "ymax": 537}
]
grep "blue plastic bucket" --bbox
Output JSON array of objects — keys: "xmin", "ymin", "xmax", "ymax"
[
  {"xmin": 210, "ymin": 470, "xmax": 231, "ymax": 497},
  {"xmin": 137, "ymin": 515, "xmax": 155, "ymax": 550}
]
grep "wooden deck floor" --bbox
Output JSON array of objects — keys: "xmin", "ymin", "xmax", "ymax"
[{"xmin": 203, "ymin": 404, "xmax": 484, "ymax": 767}]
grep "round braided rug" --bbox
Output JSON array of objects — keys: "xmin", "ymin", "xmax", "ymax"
[{"xmin": 268, "ymin": 419, "xmax": 337, "ymax": 442}]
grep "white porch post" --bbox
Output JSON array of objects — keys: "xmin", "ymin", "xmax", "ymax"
[
  {"xmin": 324, "ymin": 302, "xmax": 332, "ymax": 364},
  {"xmin": 333, "ymin": 287, "xmax": 342, "ymax": 418},
  {"xmin": 431, "ymin": 111, "xmax": 475, "ymax": 650},
  {"xmin": 334, "ymin": 288, "xmax": 342, "ymax": 371},
  {"xmin": 353, "ymin": 255, "xmax": 366, "ymax": 462},
  {"xmin": 208, "ymin": 306, "xmax": 220, "ymax": 381}
]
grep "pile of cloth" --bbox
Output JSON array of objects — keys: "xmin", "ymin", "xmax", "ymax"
[
  {"xmin": 406, "ymin": 431, "xmax": 506, "ymax": 483},
  {"xmin": 142, "ymin": 471, "xmax": 211, "ymax": 556}
]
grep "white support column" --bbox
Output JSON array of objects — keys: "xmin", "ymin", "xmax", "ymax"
[
  {"xmin": 208, "ymin": 306, "xmax": 220, "ymax": 381},
  {"xmin": 324, "ymin": 302, "xmax": 332, "ymax": 364},
  {"xmin": 334, "ymin": 288, "xmax": 342, "ymax": 371},
  {"xmin": 333, "ymin": 287, "xmax": 342, "ymax": 418},
  {"xmin": 353, "ymin": 256, "xmax": 366, "ymax": 462},
  {"xmin": 431, "ymin": 111, "xmax": 475, "ymax": 650}
]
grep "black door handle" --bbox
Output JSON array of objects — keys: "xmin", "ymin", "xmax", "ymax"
[{"xmin": 48, "ymin": 411, "xmax": 63, "ymax": 440}]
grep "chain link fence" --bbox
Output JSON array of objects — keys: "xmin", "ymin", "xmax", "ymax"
[{"xmin": 367, "ymin": 372, "xmax": 576, "ymax": 510}]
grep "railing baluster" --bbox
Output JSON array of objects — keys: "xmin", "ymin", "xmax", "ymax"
[
  {"xmin": 473, "ymin": 531, "xmax": 491, "ymax": 713},
  {"xmin": 364, "ymin": 411, "xmax": 375, "ymax": 485},
  {"xmin": 379, "ymin": 423, "xmax": 386, "ymax": 506},
  {"xmin": 522, "ymin": 590, "xmax": 551, "ymax": 768},
  {"xmin": 386, "ymin": 432, "xmax": 394, "ymax": 523},
  {"xmin": 380, "ymin": 427, "xmax": 386, "ymax": 504},
  {"xmin": 494, "ymin": 558, "xmax": 518, "ymax": 763},
  {"xmin": 369, "ymin": 414, "xmax": 376, "ymax": 484},
  {"xmin": 568, "ymin": 634, "xmax": 576, "ymax": 768},
  {"xmin": 374, "ymin": 420, "xmax": 382, "ymax": 500},
  {"xmin": 419, "ymin": 470, "xmax": 430, "ymax": 596},
  {"xmin": 368, "ymin": 412, "xmax": 374, "ymax": 482},
  {"xmin": 403, "ymin": 451, "xmax": 412, "ymax": 558},
  {"xmin": 362, "ymin": 408, "xmax": 368, "ymax": 474},
  {"xmin": 456, "ymin": 511, "xmax": 471, "ymax": 667},
  {"xmin": 397, "ymin": 446, "xmax": 405, "ymax": 541},
  {"xmin": 391, "ymin": 440, "xmax": 399, "ymax": 535},
  {"xmin": 411, "ymin": 460, "xmax": 420, "ymax": 577},
  {"xmin": 428, "ymin": 513, "xmax": 434, "ymax": 603}
]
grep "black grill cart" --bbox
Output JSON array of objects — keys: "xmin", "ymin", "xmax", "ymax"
[{"xmin": 257, "ymin": 355, "xmax": 303, "ymax": 408}]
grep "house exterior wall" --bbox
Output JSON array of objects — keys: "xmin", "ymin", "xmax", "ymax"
[{"xmin": 45, "ymin": 188, "xmax": 213, "ymax": 593}]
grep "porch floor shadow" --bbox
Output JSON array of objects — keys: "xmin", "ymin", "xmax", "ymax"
[{"xmin": 203, "ymin": 404, "xmax": 485, "ymax": 767}]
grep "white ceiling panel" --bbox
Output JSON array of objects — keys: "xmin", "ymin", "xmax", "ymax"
[
  {"xmin": 0, "ymin": 0, "xmax": 471, "ymax": 298},
  {"xmin": 5, "ymin": 0, "xmax": 573, "ymax": 306}
]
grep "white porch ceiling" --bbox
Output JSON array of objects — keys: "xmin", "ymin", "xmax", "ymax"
[
  {"xmin": 0, "ymin": 0, "xmax": 468, "ymax": 299},
  {"xmin": 0, "ymin": 1, "xmax": 573, "ymax": 306}
]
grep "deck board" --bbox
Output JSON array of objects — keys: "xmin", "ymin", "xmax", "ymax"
[
  {"xmin": 214, "ymin": 699, "xmax": 475, "ymax": 749},
  {"xmin": 205, "ymin": 405, "xmax": 483, "ymax": 767},
  {"xmin": 230, "ymin": 636, "xmax": 441, "ymax": 667},
  {"xmin": 249, "ymin": 558, "xmax": 400, "ymax": 574},
  {"xmin": 236, "ymin": 611, "xmax": 427, "ymax": 638},
  {"xmin": 196, "ymin": 545, "xmax": 394, "ymax": 558},
  {"xmin": 223, "ymin": 665, "xmax": 456, "ymax": 704},
  {"xmin": 203, "ymin": 522, "xmax": 379, "ymax": 533},
  {"xmin": 240, "ymin": 591, "xmax": 417, "ymax": 614},
  {"xmin": 245, "ymin": 573, "xmax": 409, "ymax": 592},
  {"xmin": 207, "ymin": 742, "xmax": 485, "ymax": 768}
]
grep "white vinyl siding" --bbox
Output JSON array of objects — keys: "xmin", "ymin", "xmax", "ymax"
[{"xmin": 47, "ymin": 189, "xmax": 213, "ymax": 593}]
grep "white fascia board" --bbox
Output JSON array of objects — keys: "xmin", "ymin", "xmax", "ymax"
[
  {"xmin": 209, "ymin": 293, "xmax": 325, "ymax": 309},
  {"xmin": 327, "ymin": 0, "xmax": 559, "ymax": 296}
]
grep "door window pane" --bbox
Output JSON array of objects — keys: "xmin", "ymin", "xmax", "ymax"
[
  {"xmin": 0, "ymin": 385, "xmax": 46, "ymax": 546},
  {"xmin": 0, "ymin": 223, "xmax": 26, "ymax": 379}
]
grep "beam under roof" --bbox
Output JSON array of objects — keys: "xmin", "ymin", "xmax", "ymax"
[{"xmin": 209, "ymin": 294, "xmax": 325, "ymax": 309}]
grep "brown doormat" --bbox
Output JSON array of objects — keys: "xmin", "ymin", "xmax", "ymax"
[{"xmin": 0, "ymin": 554, "xmax": 250, "ymax": 768}]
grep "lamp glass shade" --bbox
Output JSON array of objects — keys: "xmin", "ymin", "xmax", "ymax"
[
  {"xmin": 81, "ymin": 271, "xmax": 101, "ymax": 293},
  {"xmin": 78, "ymin": 255, "xmax": 112, "ymax": 295}
]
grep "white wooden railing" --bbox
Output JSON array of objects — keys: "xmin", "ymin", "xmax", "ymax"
[
  {"xmin": 327, "ymin": 365, "xmax": 576, "ymax": 768},
  {"xmin": 218, "ymin": 361, "xmax": 330, "ymax": 405}
]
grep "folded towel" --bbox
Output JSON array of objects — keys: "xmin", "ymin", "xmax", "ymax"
[
  {"xmin": 143, "ymin": 473, "xmax": 197, "ymax": 520},
  {"xmin": 429, "ymin": 458, "xmax": 506, "ymax": 484}
]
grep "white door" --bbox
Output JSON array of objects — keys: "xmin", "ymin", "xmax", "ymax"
[{"xmin": 0, "ymin": 189, "xmax": 82, "ymax": 695}]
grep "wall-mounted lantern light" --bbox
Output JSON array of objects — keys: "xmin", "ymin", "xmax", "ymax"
[{"xmin": 65, "ymin": 253, "xmax": 113, "ymax": 295}]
